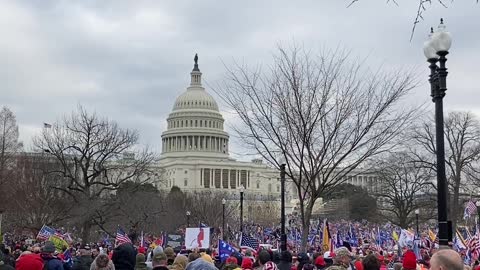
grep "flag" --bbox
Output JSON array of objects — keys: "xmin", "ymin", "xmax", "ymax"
[
  {"xmin": 398, "ymin": 229, "xmax": 414, "ymax": 248},
  {"xmin": 37, "ymin": 225, "xmax": 56, "ymax": 241},
  {"xmin": 322, "ymin": 219, "xmax": 331, "ymax": 253},
  {"xmin": 219, "ymin": 240, "xmax": 236, "ymax": 262},
  {"xmin": 392, "ymin": 230, "xmax": 399, "ymax": 242},
  {"xmin": 464, "ymin": 201, "xmax": 477, "ymax": 220},
  {"xmin": 240, "ymin": 234, "xmax": 259, "ymax": 251},
  {"xmin": 140, "ymin": 231, "xmax": 145, "ymax": 248},
  {"xmin": 467, "ymin": 234, "xmax": 480, "ymax": 260},
  {"xmin": 428, "ymin": 229, "xmax": 437, "ymax": 242},
  {"xmin": 454, "ymin": 230, "xmax": 467, "ymax": 251},
  {"xmin": 63, "ymin": 249, "xmax": 73, "ymax": 268},
  {"xmin": 116, "ymin": 227, "xmax": 132, "ymax": 246},
  {"xmin": 43, "ymin": 123, "xmax": 52, "ymax": 128},
  {"xmin": 48, "ymin": 235, "xmax": 69, "ymax": 252}
]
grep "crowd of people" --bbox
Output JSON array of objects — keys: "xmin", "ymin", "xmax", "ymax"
[{"xmin": 0, "ymin": 237, "xmax": 469, "ymax": 270}]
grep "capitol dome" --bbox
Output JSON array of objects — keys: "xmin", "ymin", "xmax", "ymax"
[{"xmin": 161, "ymin": 54, "xmax": 229, "ymax": 159}]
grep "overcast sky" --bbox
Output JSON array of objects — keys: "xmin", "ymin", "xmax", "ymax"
[{"xmin": 1, "ymin": 0, "xmax": 479, "ymax": 159}]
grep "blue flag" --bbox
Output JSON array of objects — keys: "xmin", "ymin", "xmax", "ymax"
[
  {"xmin": 63, "ymin": 249, "xmax": 73, "ymax": 268},
  {"xmin": 219, "ymin": 240, "xmax": 236, "ymax": 262}
]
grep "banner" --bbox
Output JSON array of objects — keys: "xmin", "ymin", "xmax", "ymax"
[
  {"xmin": 185, "ymin": 227, "xmax": 210, "ymax": 249},
  {"xmin": 166, "ymin": 234, "xmax": 184, "ymax": 249},
  {"xmin": 398, "ymin": 229, "xmax": 414, "ymax": 248},
  {"xmin": 49, "ymin": 235, "xmax": 69, "ymax": 252}
]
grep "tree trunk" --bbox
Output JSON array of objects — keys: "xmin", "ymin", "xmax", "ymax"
[
  {"xmin": 452, "ymin": 175, "xmax": 461, "ymax": 232},
  {"xmin": 300, "ymin": 200, "xmax": 314, "ymax": 252},
  {"xmin": 81, "ymin": 220, "xmax": 92, "ymax": 244}
]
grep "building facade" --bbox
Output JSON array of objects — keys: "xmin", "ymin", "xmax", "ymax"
[{"xmin": 157, "ymin": 56, "xmax": 281, "ymax": 201}]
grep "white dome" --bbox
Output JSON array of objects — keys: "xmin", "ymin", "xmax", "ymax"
[
  {"xmin": 173, "ymin": 88, "xmax": 219, "ymax": 111},
  {"xmin": 161, "ymin": 54, "xmax": 230, "ymax": 160}
]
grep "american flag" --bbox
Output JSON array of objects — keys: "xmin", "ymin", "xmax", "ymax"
[
  {"xmin": 116, "ymin": 227, "xmax": 132, "ymax": 246},
  {"xmin": 467, "ymin": 234, "xmax": 480, "ymax": 260},
  {"xmin": 37, "ymin": 225, "xmax": 55, "ymax": 241},
  {"xmin": 240, "ymin": 234, "xmax": 259, "ymax": 251},
  {"xmin": 464, "ymin": 200, "xmax": 477, "ymax": 220}
]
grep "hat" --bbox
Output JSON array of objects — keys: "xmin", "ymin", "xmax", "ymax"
[
  {"xmin": 138, "ymin": 246, "xmax": 146, "ymax": 254},
  {"xmin": 241, "ymin": 257, "xmax": 253, "ymax": 269},
  {"xmin": 201, "ymin": 253, "xmax": 214, "ymax": 263},
  {"xmin": 153, "ymin": 252, "xmax": 167, "ymax": 262},
  {"xmin": 402, "ymin": 250, "xmax": 417, "ymax": 270},
  {"xmin": 335, "ymin": 247, "xmax": 351, "ymax": 258},
  {"xmin": 324, "ymin": 251, "xmax": 336, "ymax": 260},
  {"xmin": 15, "ymin": 254, "xmax": 44, "ymax": 270},
  {"xmin": 136, "ymin": 253, "xmax": 146, "ymax": 264},
  {"xmin": 315, "ymin": 256, "xmax": 326, "ymax": 267},
  {"xmin": 164, "ymin": 247, "xmax": 175, "ymax": 259},
  {"xmin": 42, "ymin": 241, "xmax": 56, "ymax": 253},
  {"xmin": 264, "ymin": 261, "xmax": 278, "ymax": 270},
  {"xmin": 226, "ymin": 256, "xmax": 238, "ymax": 265},
  {"xmin": 297, "ymin": 252, "xmax": 309, "ymax": 263}
]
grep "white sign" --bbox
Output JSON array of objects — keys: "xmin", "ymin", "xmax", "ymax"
[{"xmin": 185, "ymin": 227, "xmax": 210, "ymax": 249}]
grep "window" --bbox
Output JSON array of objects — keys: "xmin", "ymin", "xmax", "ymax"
[
  {"xmin": 184, "ymin": 178, "xmax": 188, "ymax": 186},
  {"xmin": 256, "ymin": 181, "xmax": 260, "ymax": 189},
  {"xmin": 204, "ymin": 169, "xmax": 210, "ymax": 188},
  {"xmin": 185, "ymin": 170, "xmax": 188, "ymax": 174},
  {"xmin": 268, "ymin": 183, "xmax": 272, "ymax": 192},
  {"xmin": 215, "ymin": 169, "xmax": 221, "ymax": 188},
  {"xmin": 277, "ymin": 185, "xmax": 280, "ymax": 192}
]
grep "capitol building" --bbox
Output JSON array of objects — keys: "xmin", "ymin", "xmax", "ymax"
[{"xmin": 157, "ymin": 55, "xmax": 281, "ymax": 201}]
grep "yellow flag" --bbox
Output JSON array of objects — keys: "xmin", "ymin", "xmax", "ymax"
[
  {"xmin": 48, "ymin": 235, "xmax": 68, "ymax": 252},
  {"xmin": 428, "ymin": 229, "xmax": 437, "ymax": 241},
  {"xmin": 322, "ymin": 219, "xmax": 331, "ymax": 252},
  {"xmin": 392, "ymin": 231, "xmax": 399, "ymax": 241}
]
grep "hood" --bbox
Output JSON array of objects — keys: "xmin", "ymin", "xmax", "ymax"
[
  {"xmin": 113, "ymin": 243, "xmax": 137, "ymax": 269},
  {"xmin": 186, "ymin": 258, "xmax": 218, "ymax": 270}
]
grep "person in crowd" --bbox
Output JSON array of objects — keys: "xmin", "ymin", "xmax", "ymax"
[
  {"xmin": 333, "ymin": 248, "xmax": 355, "ymax": 270},
  {"xmin": 185, "ymin": 256, "xmax": 218, "ymax": 270},
  {"xmin": 255, "ymin": 250, "xmax": 271, "ymax": 270},
  {"xmin": 296, "ymin": 253, "xmax": 310, "ymax": 270},
  {"xmin": 188, "ymin": 252, "xmax": 201, "ymax": 263},
  {"xmin": 0, "ymin": 251, "xmax": 14, "ymax": 270},
  {"xmin": 222, "ymin": 256, "xmax": 240, "ymax": 270},
  {"xmin": 15, "ymin": 253, "xmax": 44, "ymax": 270},
  {"xmin": 112, "ymin": 243, "xmax": 136, "ymax": 270},
  {"xmin": 324, "ymin": 252, "xmax": 335, "ymax": 268},
  {"xmin": 146, "ymin": 247, "xmax": 163, "ymax": 270},
  {"xmin": 170, "ymin": 255, "xmax": 188, "ymax": 270},
  {"xmin": 401, "ymin": 251, "xmax": 416, "ymax": 270},
  {"xmin": 90, "ymin": 253, "xmax": 115, "ymax": 270},
  {"xmin": 163, "ymin": 248, "xmax": 175, "ymax": 266},
  {"xmin": 241, "ymin": 257, "xmax": 253, "ymax": 270},
  {"xmin": 134, "ymin": 253, "xmax": 147, "ymax": 270},
  {"xmin": 151, "ymin": 253, "xmax": 168, "ymax": 270},
  {"xmin": 263, "ymin": 261, "xmax": 278, "ymax": 270},
  {"xmin": 41, "ymin": 241, "xmax": 65, "ymax": 270},
  {"xmin": 73, "ymin": 246, "xmax": 94, "ymax": 270},
  {"xmin": 277, "ymin": 251, "xmax": 292, "ymax": 270},
  {"xmin": 315, "ymin": 255, "xmax": 327, "ymax": 270},
  {"xmin": 362, "ymin": 254, "xmax": 380, "ymax": 270},
  {"xmin": 430, "ymin": 249, "xmax": 463, "ymax": 270}
]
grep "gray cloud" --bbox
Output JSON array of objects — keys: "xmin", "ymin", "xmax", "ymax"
[{"xmin": 1, "ymin": 0, "xmax": 478, "ymax": 157}]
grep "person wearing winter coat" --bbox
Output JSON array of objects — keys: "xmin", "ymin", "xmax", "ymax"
[
  {"xmin": 0, "ymin": 251, "xmax": 14, "ymax": 270},
  {"xmin": 15, "ymin": 253, "xmax": 44, "ymax": 270},
  {"xmin": 90, "ymin": 253, "xmax": 115, "ymax": 270},
  {"xmin": 112, "ymin": 243, "xmax": 136, "ymax": 270},
  {"xmin": 41, "ymin": 242, "xmax": 65, "ymax": 270},
  {"xmin": 73, "ymin": 248, "xmax": 94, "ymax": 270}
]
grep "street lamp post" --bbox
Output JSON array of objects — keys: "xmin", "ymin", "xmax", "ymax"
[
  {"xmin": 423, "ymin": 18, "xmax": 453, "ymax": 246},
  {"xmin": 476, "ymin": 201, "xmax": 480, "ymax": 229},
  {"xmin": 222, "ymin": 198, "xmax": 226, "ymax": 241},
  {"xmin": 186, "ymin": 211, "xmax": 191, "ymax": 227},
  {"xmin": 279, "ymin": 160, "xmax": 287, "ymax": 252},
  {"xmin": 239, "ymin": 185, "xmax": 245, "ymax": 233},
  {"xmin": 415, "ymin": 209, "xmax": 420, "ymax": 237}
]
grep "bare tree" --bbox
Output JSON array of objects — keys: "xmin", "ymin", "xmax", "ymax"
[
  {"xmin": 372, "ymin": 152, "xmax": 436, "ymax": 228},
  {"xmin": 215, "ymin": 45, "xmax": 419, "ymax": 250},
  {"xmin": 4, "ymin": 152, "xmax": 70, "ymax": 233},
  {"xmin": 0, "ymin": 107, "xmax": 20, "ymax": 189},
  {"xmin": 33, "ymin": 106, "xmax": 156, "ymax": 243},
  {"xmin": 411, "ymin": 111, "xmax": 480, "ymax": 229}
]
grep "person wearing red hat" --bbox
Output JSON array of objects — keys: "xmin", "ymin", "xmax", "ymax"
[
  {"xmin": 402, "ymin": 251, "xmax": 417, "ymax": 270},
  {"xmin": 315, "ymin": 256, "xmax": 327, "ymax": 270},
  {"xmin": 15, "ymin": 253, "xmax": 44, "ymax": 270},
  {"xmin": 241, "ymin": 257, "xmax": 253, "ymax": 270}
]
